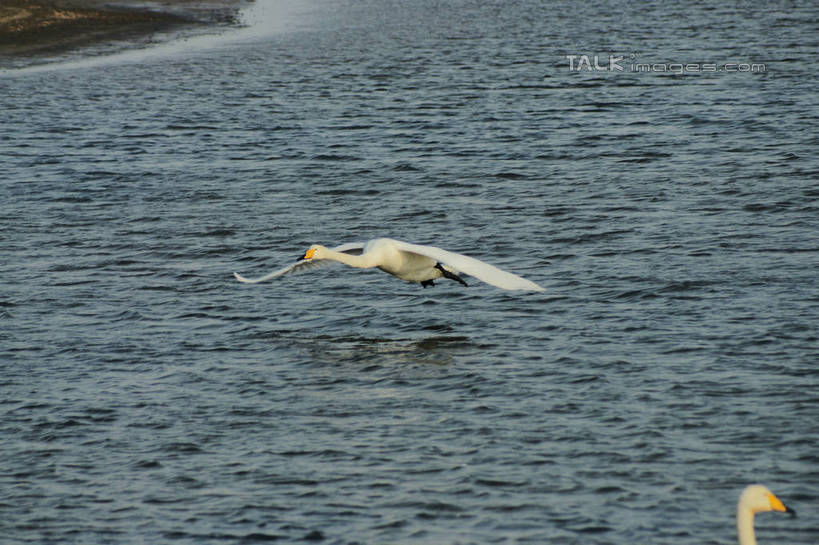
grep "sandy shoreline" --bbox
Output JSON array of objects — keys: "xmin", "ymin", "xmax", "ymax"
[{"xmin": 0, "ymin": 0, "xmax": 247, "ymax": 57}]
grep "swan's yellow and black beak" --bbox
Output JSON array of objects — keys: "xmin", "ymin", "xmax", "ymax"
[
  {"xmin": 769, "ymin": 493, "xmax": 797, "ymax": 517},
  {"xmin": 298, "ymin": 248, "xmax": 316, "ymax": 261}
]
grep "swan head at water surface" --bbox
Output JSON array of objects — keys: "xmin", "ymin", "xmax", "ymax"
[{"xmin": 736, "ymin": 484, "xmax": 795, "ymax": 545}]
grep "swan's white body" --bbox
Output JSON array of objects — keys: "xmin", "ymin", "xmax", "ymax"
[
  {"xmin": 736, "ymin": 485, "xmax": 794, "ymax": 545},
  {"xmin": 234, "ymin": 238, "xmax": 545, "ymax": 291}
]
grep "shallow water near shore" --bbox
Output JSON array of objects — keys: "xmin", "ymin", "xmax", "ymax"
[{"xmin": 2, "ymin": 1, "xmax": 818, "ymax": 543}]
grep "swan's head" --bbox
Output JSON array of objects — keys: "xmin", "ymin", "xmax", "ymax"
[
  {"xmin": 738, "ymin": 485, "xmax": 795, "ymax": 517},
  {"xmin": 300, "ymin": 245, "xmax": 326, "ymax": 261}
]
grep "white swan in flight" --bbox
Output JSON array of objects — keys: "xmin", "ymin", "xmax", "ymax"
[
  {"xmin": 737, "ymin": 484, "xmax": 795, "ymax": 545},
  {"xmin": 234, "ymin": 238, "xmax": 545, "ymax": 291}
]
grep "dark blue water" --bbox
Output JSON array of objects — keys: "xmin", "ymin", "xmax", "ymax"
[{"xmin": 2, "ymin": 1, "xmax": 818, "ymax": 543}]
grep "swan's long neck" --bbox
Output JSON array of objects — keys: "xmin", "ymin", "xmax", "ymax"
[
  {"xmin": 737, "ymin": 507, "xmax": 756, "ymax": 545},
  {"xmin": 323, "ymin": 249, "xmax": 376, "ymax": 269}
]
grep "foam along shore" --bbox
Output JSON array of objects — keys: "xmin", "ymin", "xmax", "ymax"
[{"xmin": 0, "ymin": 0, "xmax": 247, "ymax": 57}]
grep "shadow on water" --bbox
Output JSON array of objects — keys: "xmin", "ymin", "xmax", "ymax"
[{"xmin": 302, "ymin": 334, "xmax": 476, "ymax": 368}]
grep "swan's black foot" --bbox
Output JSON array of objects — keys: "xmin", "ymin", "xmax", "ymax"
[
  {"xmin": 421, "ymin": 279, "xmax": 435, "ymax": 288},
  {"xmin": 435, "ymin": 263, "xmax": 468, "ymax": 286}
]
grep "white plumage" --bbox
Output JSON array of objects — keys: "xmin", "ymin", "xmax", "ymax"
[
  {"xmin": 234, "ymin": 238, "xmax": 545, "ymax": 291},
  {"xmin": 736, "ymin": 484, "xmax": 795, "ymax": 545}
]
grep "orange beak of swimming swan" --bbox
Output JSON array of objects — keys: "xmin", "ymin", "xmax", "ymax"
[
  {"xmin": 767, "ymin": 492, "xmax": 796, "ymax": 517},
  {"xmin": 300, "ymin": 248, "xmax": 316, "ymax": 261}
]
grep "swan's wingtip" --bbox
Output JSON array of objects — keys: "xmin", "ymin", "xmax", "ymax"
[
  {"xmin": 518, "ymin": 280, "xmax": 546, "ymax": 292},
  {"xmin": 522, "ymin": 286, "xmax": 546, "ymax": 293},
  {"xmin": 499, "ymin": 285, "xmax": 545, "ymax": 292},
  {"xmin": 234, "ymin": 272, "xmax": 251, "ymax": 283}
]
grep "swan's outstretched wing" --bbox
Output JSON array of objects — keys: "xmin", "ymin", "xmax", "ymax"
[
  {"xmin": 390, "ymin": 239, "xmax": 545, "ymax": 291},
  {"xmin": 327, "ymin": 242, "xmax": 366, "ymax": 255},
  {"xmin": 233, "ymin": 242, "xmax": 365, "ymax": 284},
  {"xmin": 233, "ymin": 260, "xmax": 327, "ymax": 284}
]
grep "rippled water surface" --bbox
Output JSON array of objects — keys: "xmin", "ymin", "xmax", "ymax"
[{"xmin": 2, "ymin": 1, "xmax": 818, "ymax": 543}]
